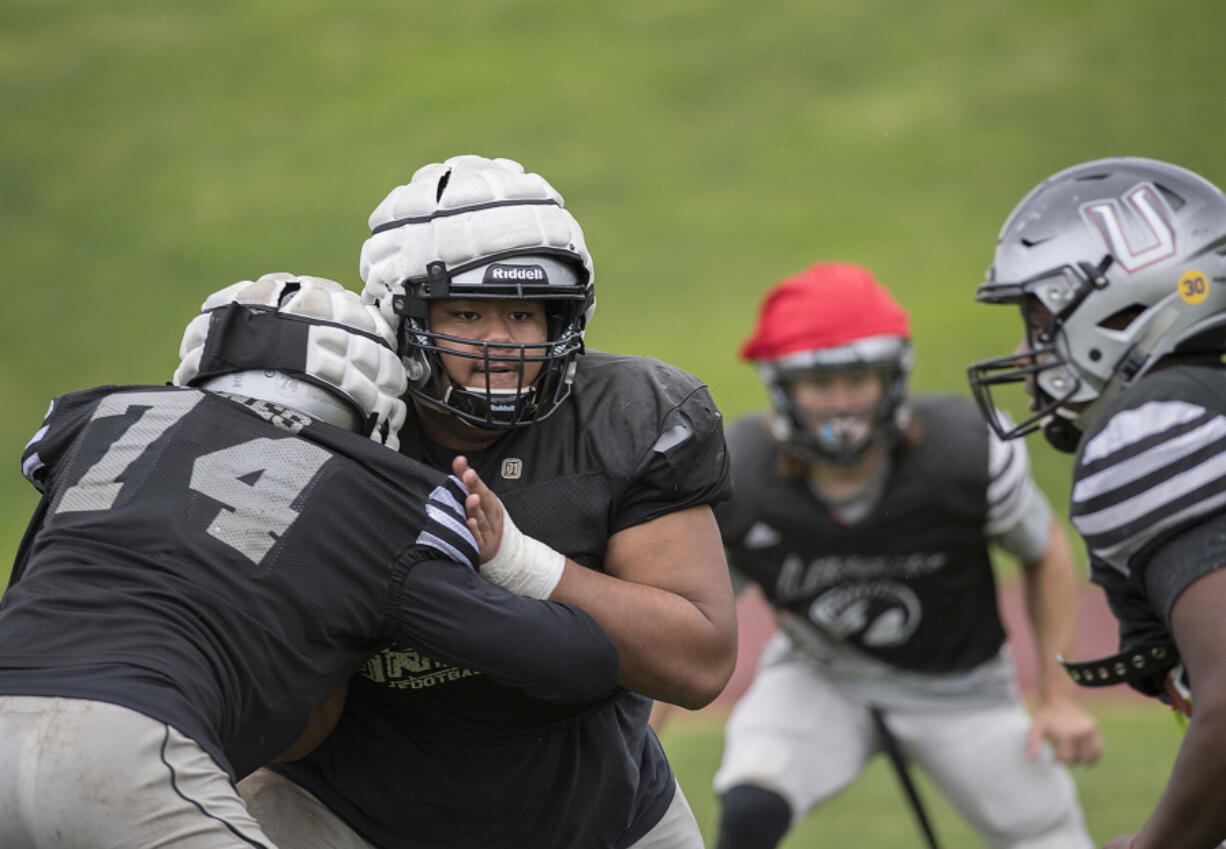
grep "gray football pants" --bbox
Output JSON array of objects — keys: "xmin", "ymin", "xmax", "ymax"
[
  {"xmin": 0, "ymin": 696, "xmax": 277, "ymax": 849},
  {"xmin": 713, "ymin": 654, "xmax": 1094, "ymax": 849},
  {"xmin": 239, "ymin": 767, "xmax": 704, "ymax": 849}
]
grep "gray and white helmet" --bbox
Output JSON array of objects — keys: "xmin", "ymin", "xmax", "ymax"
[
  {"xmin": 174, "ymin": 273, "xmax": 409, "ymax": 449},
  {"xmin": 968, "ymin": 156, "xmax": 1226, "ymax": 451},
  {"xmin": 360, "ymin": 155, "xmax": 595, "ymax": 430}
]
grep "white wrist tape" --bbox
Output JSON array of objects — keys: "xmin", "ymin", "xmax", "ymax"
[{"xmin": 480, "ymin": 507, "xmax": 566, "ymax": 599}]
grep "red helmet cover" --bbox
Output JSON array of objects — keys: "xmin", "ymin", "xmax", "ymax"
[{"xmin": 740, "ymin": 262, "xmax": 910, "ymax": 362}]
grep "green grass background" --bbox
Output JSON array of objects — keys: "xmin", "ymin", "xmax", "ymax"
[{"xmin": 1, "ymin": 1, "xmax": 1219, "ymax": 843}]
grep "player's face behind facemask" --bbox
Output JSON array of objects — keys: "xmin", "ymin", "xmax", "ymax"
[
  {"xmin": 359, "ymin": 155, "xmax": 596, "ymax": 432},
  {"xmin": 426, "ymin": 296, "xmax": 550, "ymax": 404},
  {"xmin": 978, "ymin": 293, "xmax": 1102, "ymax": 454},
  {"xmin": 780, "ymin": 366, "xmax": 891, "ymax": 462},
  {"xmin": 395, "ymin": 254, "xmax": 588, "ymax": 435},
  {"xmin": 742, "ymin": 262, "xmax": 913, "ymax": 467},
  {"xmin": 172, "ymin": 273, "xmax": 409, "ymax": 450}
]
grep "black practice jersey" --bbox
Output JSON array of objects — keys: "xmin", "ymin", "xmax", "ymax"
[
  {"xmin": 0, "ymin": 385, "xmax": 619, "ymax": 779},
  {"xmin": 1071, "ymin": 364, "xmax": 1226, "ymax": 675},
  {"xmin": 277, "ymin": 351, "xmax": 732, "ymax": 849},
  {"xmin": 720, "ymin": 396, "xmax": 1009, "ymax": 674}
]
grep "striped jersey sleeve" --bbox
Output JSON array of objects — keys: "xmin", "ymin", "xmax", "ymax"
[
  {"xmin": 20, "ymin": 399, "xmax": 57, "ymax": 491},
  {"xmin": 983, "ymin": 414, "xmax": 1048, "ymax": 549},
  {"xmin": 416, "ymin": 474, "xmax": 481, "ymax": 569},
  {"xmin": 1071, "ymin": 398, "xmax": 1226, "ymax": 575}
]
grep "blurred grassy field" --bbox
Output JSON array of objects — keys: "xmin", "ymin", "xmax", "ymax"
[
  {"xmin": 659, "ymin": 698, "xmax": 1181, "ymax": 848},
  {"xmin": 3, "ymin": 1, "xmax": 1219, "ymax": 840},
  {"xmin": 4, "ymin": 0, "xmax": 1226, "ymax": 564}
]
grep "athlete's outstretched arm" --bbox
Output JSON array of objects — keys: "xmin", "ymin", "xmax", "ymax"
[
  {"xmin": 1120, "ymin": 567, "xmax": 1226, "ymax": 849},
  {"xmin": 1018, "ymin": 516, "xmax": 1103, "ymax": 765},
  {"xmin": 458, "ymin": 456, "xmax": 737, "ymax": 709},
  {"xmin": 396, "ymin": 555, "xmax": 621, "ymax": 703}
]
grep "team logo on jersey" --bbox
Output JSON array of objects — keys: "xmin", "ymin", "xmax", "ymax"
[
  {"xmin": 775, "ymin": 551, "xmax": 946, "ymax": 600},
  {"xmin": 360, "ymin": 646, "xmax": 479, "ymax": 690},
  {"xmin": 807, "ymin": 581, "xmax": 922, "ymax": 647},
  {"xmin": 1080, "ymin": 182, "xmax": 1177, "ymax": 273},
  {"xmin": 501, "ymin": 458, "xmax": 523, "ymax": 479}
]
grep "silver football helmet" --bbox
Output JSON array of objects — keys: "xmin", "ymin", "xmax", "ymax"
[
  {"xmin": 360, "ymin": 155, "xmax": 595, "ymax": 430},
  {"xmin": 968, "ymin": 157, "xmax": 1226, "ymax": 451}
]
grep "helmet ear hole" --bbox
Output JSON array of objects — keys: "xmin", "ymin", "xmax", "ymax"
[
  {"xmin": 1096, "ymin": 304, "xmax": 1145, "ymax": 332},
  {"xmin": 767, "ymin": 409, "xmax": 793, "ymax": 444},
  {"xmin": 404, "ymin": 356, "xmax": 427, "ymax": 384}
]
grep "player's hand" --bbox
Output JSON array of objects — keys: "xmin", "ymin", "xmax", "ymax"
[
  {"xmin": 451, "ymin": 455, "xmax": 565, "ymax": 599},
  {"xmin": 452, "ymin": 456, "xmax": 504, "ymax": 564},
  {"xmin": 1027, "ymin": 696, "xmax": 1103, "ymax": 765}
]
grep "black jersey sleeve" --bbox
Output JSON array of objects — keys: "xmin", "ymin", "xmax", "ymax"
[
  {"xmin": 713, "ymin": 414, "xmax": 779, "ymax": 588},
  {"xmin": 611, "ymin": 383, "xmax": 732, "ymax": 534},
  {"xmin": 20, "ymin": 392, "xmax": 87, "ymax": 493},
  {"xmin": 1091, "ymin": 556, "xmax": 1179, "ymax": 697},
  {"xmin": 1140, "ymin": 512, "xmax": 1226, "ymax": 629},
  {"xmin": 393, "ymin": 555, "xmax": 621, "ymax": 702}
]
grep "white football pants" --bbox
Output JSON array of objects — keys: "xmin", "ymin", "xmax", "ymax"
[{"xmin": 713, "ymin": 652, "xmax": 1094, "ymax": 849}]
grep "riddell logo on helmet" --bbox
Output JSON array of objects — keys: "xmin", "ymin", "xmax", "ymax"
[{"xmin": 486, "ymin": 264, "xmax": 547, "ymax": 283}]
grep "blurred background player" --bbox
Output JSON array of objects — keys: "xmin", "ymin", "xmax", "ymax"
[
  {"xmin": 968, "ymin": 156, "xmax": 1226, "ymax": 849},
  {"xmin": 711, "ymin": 262, "xmax": 1101, "ymax": 849},
  {"xmin": 239, "ymin": 155, "xmax": 737, "ymax": 849},
  {"xmin": 0, "ymin": 275, "xmax": 621, "ymax": 848}
]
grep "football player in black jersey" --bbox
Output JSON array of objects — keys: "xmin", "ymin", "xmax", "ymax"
[
  {"xmin": 238, "ymin": 156, "xmax": 737, "ymax": 849},
  {"xmin": 969, "ymin": 156, "xmax": 1226, "ymax": 849},
  {"xmin": 710, "ymin": 263, "xmax": 1101, "ymax": 849},
  {"xmin": 0, "ymin": 274, "xmax": 621, "ymax": 848}
]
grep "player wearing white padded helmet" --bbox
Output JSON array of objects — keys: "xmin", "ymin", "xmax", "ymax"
[
  {"xmin": 711, "ymin": 263, "xmax": 1098, "ymax": 849},
  {"xmin": 968, "ymin": 157, "xmax": 1226, "ymax": 849},
  {"xmin": 0, "ymin": 275, "xmax": 620, "ymax": 849},
  {"xmin": 174, "ymin": 273, "xmax": 407, "ymax": 445},
  {"xmin": 360, "ymin": 154, "xmax": 595, "ymax": 430},
  {"xmin": 241, "ymin": 155, "xmax": 737, "ymax": 849}
]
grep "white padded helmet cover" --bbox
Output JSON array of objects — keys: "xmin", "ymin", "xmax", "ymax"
[
  {"xmin": 173, "ymin": 273, "xmax": 409, "ymax": 449},
  {"xmin": 359, "ymin": 155, "xmax": 594, "ymax": 316}
]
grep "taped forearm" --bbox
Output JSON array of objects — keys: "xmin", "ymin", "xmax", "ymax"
[{"xmin": 479, "ymin": 506, "xmax": 565, "ymax": 599}]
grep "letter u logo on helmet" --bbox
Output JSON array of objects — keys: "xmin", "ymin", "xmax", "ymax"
[{"xmin": 357, "ymin": 155, "xmax": 596, "ymax": 430}]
